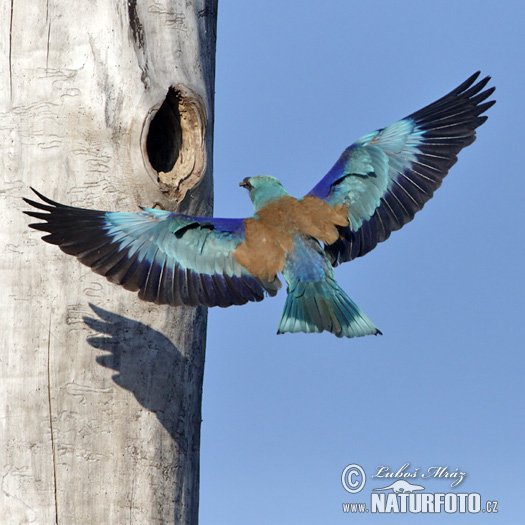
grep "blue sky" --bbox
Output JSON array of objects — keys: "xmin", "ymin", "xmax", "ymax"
[{"xmin": 200, "ymin": 1, "xmax": 524, "ymax": 523}]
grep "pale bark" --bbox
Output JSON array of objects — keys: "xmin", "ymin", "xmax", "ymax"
[{"xmin": 1, "ymin": 1, "xmax": 217, "ymax": 523}]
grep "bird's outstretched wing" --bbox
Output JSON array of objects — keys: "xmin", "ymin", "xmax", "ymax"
[
  {"xmin": 24, "ymin": 189, "xmax": 281, "ymax": 307},
  {"xmin": 308, "ymin": 72, "xmax": 495, "ymax": 265}
]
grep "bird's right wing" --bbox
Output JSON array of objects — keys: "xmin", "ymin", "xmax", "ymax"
[
  {"xmin": 24, "ymin": 189, "xmax": 281, "ymax": 307},
  {"xmin": 307, "ymin": 72, "xmax": 495, "ymax": 265}
]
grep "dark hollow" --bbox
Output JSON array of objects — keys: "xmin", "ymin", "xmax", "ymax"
[{"xmin": 146, "ymin": 87, "xmax": 182, "ymax": 173}]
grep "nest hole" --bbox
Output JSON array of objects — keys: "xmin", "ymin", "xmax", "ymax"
[
  {"xmin": 146, "ymin": 87, "xmax": 183, "ymax": 173},
  {"xmin": 143, "ymin": 84, "xmax": 207, "ymax": 201}
]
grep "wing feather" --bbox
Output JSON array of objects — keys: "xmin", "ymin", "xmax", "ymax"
[
  {"xmin": 308, "ymin": 72, "xmax": 495, "ymax": 264},
  {"xmin": 24, "ymin": 189, "xmax": 281, "ymax": 307}
]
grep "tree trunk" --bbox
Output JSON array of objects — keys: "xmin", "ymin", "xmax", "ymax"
[{"xmin": 0, "ymin": 1, "xmax": 217, "ymax": 523}]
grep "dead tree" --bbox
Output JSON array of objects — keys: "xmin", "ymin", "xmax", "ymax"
[{"xmin": 1, "ymin": 1, "xmax": 217, "ymax": 523}]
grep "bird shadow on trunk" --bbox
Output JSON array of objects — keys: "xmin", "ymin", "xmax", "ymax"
[{"xmin": 83, "ymin": 303, "xmax": 187, "ymax": 443}]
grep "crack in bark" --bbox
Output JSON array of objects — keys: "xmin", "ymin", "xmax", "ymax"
[
  {"xmin": 127, "ymin": 0, "xmax": 149, "ymax": 88},
  {"xmin": 127, "ymin": 0, "xmax": 145, "ymax": 49},
  {"xmin": 47, "ymin": 313, "xmax": 59, "ymax": 525},
  {"xmin": 9, "ymin": 0, "xmax": 14, "ymax": 102},
  {"xmin": 46, "ymin": 0, "xmax": 51, "ymax": 70}
]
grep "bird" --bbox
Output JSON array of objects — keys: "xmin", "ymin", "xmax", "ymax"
[{"xmin": 24, "ymin": 72, "xmax": 495, "ymax": 338}]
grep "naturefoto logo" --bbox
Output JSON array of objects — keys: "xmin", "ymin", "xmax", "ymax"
[{"xmin": 341, "ymin": 463, "xmax": 499, "ymax": 515}]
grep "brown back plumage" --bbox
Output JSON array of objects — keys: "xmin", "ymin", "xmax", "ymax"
[{"xmin": 233, "ymin": 195, "xmax": 348, "ymax": 280}]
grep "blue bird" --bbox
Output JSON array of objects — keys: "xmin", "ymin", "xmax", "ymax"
[{"xmin": 24, "ymin": 72, "xmax": 495, "ymax": 338}]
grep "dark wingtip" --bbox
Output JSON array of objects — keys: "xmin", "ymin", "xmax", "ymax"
[
  {"xmin": 451, "ymin": 71, "xmax": 481, "ymax": 95},
  {"xmin": 468, "ymin": 70, "xmax": 482, "ymax": 83},
  {"xmin": 26, "ymin": 187, "xmax": 66, "ymax": 207},
  {"xmin": 22, "ymin": 200, "xmax": 37, "ymax": 213},
  {"xmin": 23, "ymin": 196, "xmax": 59, "ymax": 215}
]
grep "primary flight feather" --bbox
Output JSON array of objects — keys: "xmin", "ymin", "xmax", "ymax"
[{"xmin": 24, "ymin": 72, "xmax": 495, "ymax": 338}]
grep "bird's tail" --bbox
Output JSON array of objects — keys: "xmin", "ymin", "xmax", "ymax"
[{"xmin": 277, "ymin": 277, "xmax": 381, "ymax": 338}]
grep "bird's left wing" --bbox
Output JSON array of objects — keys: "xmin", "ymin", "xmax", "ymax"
[
  {"xmin": 307, "ymin": 72, "xmax": 495, "ymax": 265},
  {"xmin": 24, "ymin": 189, "xmax": 280, "ymax": 307}
]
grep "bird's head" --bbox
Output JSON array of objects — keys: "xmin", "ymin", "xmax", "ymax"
[{"xmin": 239, "ymin": 175, "xmax": 290, "ymax": 212}]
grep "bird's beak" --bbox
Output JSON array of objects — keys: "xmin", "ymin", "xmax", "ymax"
[{"xmin": 239, "ymin": 177, "xmax": 252, "ymax": 190}]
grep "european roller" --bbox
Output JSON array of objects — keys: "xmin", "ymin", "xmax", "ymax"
[{"xmin": 24, "ymin": 72, "xmax": 495, "ymax": 338}]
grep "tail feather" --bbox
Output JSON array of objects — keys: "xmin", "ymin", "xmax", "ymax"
[{"xmin": 277, "ymin": 278, "xmax": 381, "ymax": 338}]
